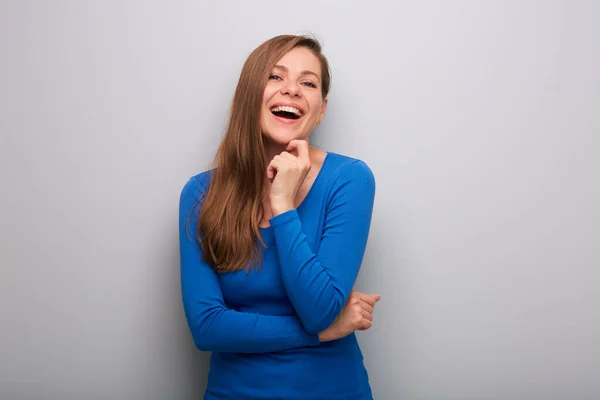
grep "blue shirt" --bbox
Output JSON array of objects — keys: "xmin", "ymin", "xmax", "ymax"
[{"xmin": 179, "ymin": 152, "xmax": 376, "ymax": 399}]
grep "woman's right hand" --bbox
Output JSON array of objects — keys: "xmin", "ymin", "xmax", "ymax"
[{"xmin": 318, "ymin": 291, "xmax": 381, "ymax": 342}]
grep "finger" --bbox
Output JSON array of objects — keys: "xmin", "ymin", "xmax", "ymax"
[
  {"xmin": 359, "ymin": 300, "xmax": 374, "ymax": 314},
  {"xmin": 284, "ymin": 140, "xmax": 299, "ymax": 157},
  {"xmin": 358, "ymin": 319, "xmax": 372, "ymax": 331},
  {"xmin": 286, "ymin": 139, "xmax": 309, "ymax": 161},
  {"xmin": 358, "ymin": 293, "xmax": 381, "ymax": 306},
  {"xmin": 266, "ymin": 162, "xmax": 276, "ymax": 181},
  {"xmin": 267, "ymin": 158, "xmax": 283, "ymax": 180},
  {"xmin": 279, "ymin": 151, "xmax": 298, "ymax": 162},
  {"xmin": 272, "ymin": 156, "xmax": 292, "ymax": 173},
  {"xmin": 361, "ymin": 309, "xmax": 373, "ymax": 322},
  {"xmin": 296, "ymin": 140, "xmax": 310, "ymax": 163}
]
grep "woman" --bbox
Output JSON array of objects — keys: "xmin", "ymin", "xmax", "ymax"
[{"xmin": 179, "ymin": 34, "xmax": 380, "ymax": 399}]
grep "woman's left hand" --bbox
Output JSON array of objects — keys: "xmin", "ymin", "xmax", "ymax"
[{"xmin": 267, "ymin": 139, "xmax": 311, "ymax": 216}]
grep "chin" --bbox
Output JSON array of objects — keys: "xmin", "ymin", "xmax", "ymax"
[
  {"xmin": 263, "ymin": 131, "xmax": 303, "ymax": 146},
  {"xmin": 262, "ymin": 124, "xmax": 308, "ymax": 145}
]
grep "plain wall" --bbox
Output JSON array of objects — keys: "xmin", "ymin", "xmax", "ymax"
[{"xmin": 1, "ymin": 1, "xmax": 599, "ymax": 399}]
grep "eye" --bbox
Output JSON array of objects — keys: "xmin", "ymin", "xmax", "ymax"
[
  {"xmin": 302, "ymin": 81, "xmax": 317, "ymax": 88},
  {"xmin": 269, "ymin": 74, "xmax": 282, "ymax": 80}
]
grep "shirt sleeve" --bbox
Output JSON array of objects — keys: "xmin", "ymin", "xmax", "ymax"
[
  {"xmin": 269, "ymin": 160, "xmax": 376, "ymax": 334},
  {"xmin": 179, "ymin": 176, "xmax": 320, "ymax": 353}
]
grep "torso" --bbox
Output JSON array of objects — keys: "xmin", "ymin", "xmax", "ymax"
[
  {"xmin": 207, "ymin": 151, "xmax": 372, "ymax": 399},
  {"xmin": 191, "ymin": 151, "xmax": 374, "ymax": 399}
]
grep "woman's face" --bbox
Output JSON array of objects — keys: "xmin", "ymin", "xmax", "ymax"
[{"xmin": 261, "ymin": 46, "xmax": 327, "ymax": 146}]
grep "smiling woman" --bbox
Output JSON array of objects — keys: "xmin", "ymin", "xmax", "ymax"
[
  {"xmin": 179, "ymin": 34, "xmax": 380, "ymax": 400},
  {"xmin": 261, "ymin": 46, "xmax": 328, "ymax": 153}
]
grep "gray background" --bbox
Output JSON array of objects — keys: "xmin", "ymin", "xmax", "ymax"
[{"xmin": 1, "ymin": 1, "xmax": 599, "ymax": 399}]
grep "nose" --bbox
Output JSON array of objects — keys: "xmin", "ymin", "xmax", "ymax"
[{"xmin": 280, "ymin": 80, "xmax": 301, "ymax": 97}]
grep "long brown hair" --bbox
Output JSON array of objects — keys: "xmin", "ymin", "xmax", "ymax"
[{"xmin": 197, "ymin": 34, "xmax": 331, "ymax": 273}]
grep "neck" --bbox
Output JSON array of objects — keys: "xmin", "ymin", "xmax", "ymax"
[
  {"xmin": 261, "ymin": 138, "xmax": 317, "ymax": 197},
  {"xmin": 263, "ymin": 139, "xmax": 317, "ymax": 166},
  {"xmin": 263, "ymin": 141, "xmax": 288, "ymax": 165}
]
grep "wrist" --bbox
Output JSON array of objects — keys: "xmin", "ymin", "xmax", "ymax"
[
  {"xmin": 318, "ymin": 330, "xmax": 333, "ymax": 342},
  {"xmin": 318, "ymin": 325, "xmax": 340, "ymax": 343},
  {"xmin": 271, "ymin": 201, "xmax": 294, "ymax": 217}
]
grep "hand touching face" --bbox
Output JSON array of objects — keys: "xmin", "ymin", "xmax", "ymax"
[{"xmin": 267, "ymin": 139, "xmax": 312, "ymax": 215}]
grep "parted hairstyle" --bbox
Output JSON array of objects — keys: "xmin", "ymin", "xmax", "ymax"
[{"xmin": 196, "ymin": 34, "xmax": 331, "ymax": 273}]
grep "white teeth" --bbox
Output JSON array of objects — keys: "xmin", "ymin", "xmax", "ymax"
[{"xmin": 270, "ymin": 105, "xmax": 303, "ymax": 116}]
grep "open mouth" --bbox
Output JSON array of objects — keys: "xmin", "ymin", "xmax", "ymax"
[{"xmin": 270, "ymin": 105, "xmax": 304, "ymax": 120}]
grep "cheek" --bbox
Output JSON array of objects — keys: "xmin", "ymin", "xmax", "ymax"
[
  {"xmin": 308, "ymin": 98, "xmax": 323, "ymax": 118},
  {"xmin": 263, "ymin": 85, "xmax": 278, "ymax": 102}
]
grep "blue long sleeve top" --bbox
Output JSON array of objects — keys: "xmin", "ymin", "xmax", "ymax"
[{"xmin": 179, "ymin": 152, "xmax": 376, "ymax": 400}]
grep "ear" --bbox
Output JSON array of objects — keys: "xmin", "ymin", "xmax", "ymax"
[{"xmin": 320, "ymin": 97, "xmax": 328, "ymax": 121}]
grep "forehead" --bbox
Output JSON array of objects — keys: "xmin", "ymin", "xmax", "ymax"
[{"xmin": 274, "ymin": 47, "xmax": 321, "ymax": 77}]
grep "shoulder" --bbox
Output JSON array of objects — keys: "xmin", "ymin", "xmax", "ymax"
[
  {"xmin": 324, "ymin": 152, "xmax": 375, "ymax": 189},
  {"xmin": 179, "ymin": 169, "xmax": 214, "ymax": 208}
]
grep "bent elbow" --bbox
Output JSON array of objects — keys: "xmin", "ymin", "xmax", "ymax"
[
  {"xmin": 301, "ymin": 294, "xmax": 346, "ymax": 334},
  {"xmin": 192, "ymin": 334, "xmax": 217, "ymax": 352},
  {"xmin": 186, "ymin": 308, "xmax": 223, "ymax": 352},
  {"xmin": 301, "ymin": 312, "xmax": 339, "ymax": 335},
  {"xmin": 303, "ymin": 322, "xmax": 330, "ymax": 335},
  {"xmin": 190, "ymin": 322, "xmax": 225, "ymax": 352}
]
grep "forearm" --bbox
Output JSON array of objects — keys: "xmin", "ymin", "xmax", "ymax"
[
  {"xmin": 270, "ymin": 210, "xmax": 352, "ymax": 333},
  {"xmin": 270, "ymin": 160, "xmax": 376, "ymax": 334},
  {"xmin": 180, "ymin": 226, "xmax": 321, "ymax": 353},
  {"xmin": 179, "ymin": 176, "xmax": 320, "ymax": 353},
  {"xmin": 184, "ymin": 304, "xmax": 320, "ymax": 353}
]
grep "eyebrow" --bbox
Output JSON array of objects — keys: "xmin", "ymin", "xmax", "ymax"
[{"xmin": 273, "ymin": 65, "xmax": 321, "ymax": 82}]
